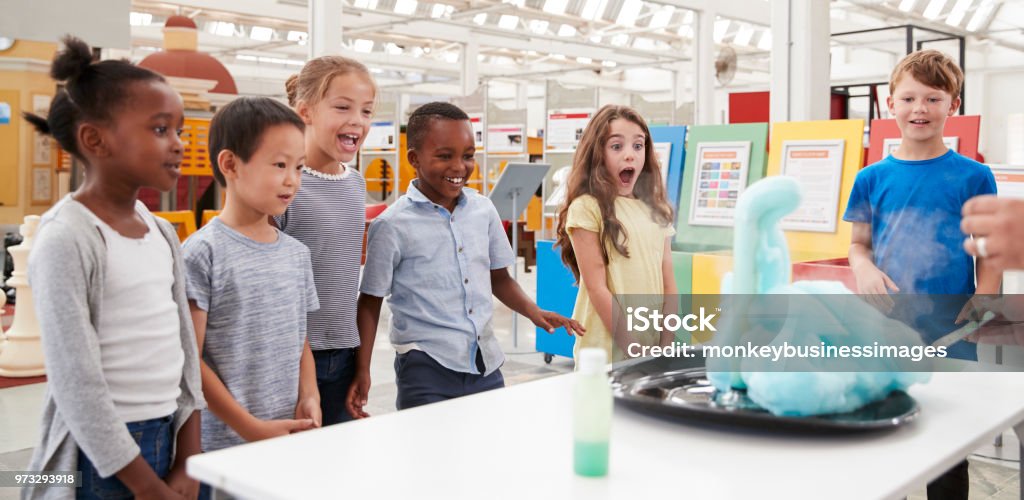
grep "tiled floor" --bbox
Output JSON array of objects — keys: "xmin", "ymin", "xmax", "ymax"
[{"xmin": 0, "ymin": 262, "xmax": 1020, "ymax": 499}]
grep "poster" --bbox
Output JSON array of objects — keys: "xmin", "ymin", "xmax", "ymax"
[
  {"xmin": 687, "ymin": 141, "xmax": 751, "ymax": 227},
  {"xmin": 0, "ymin": 102, "xmax": 9, "ymax": 125},
  {"xmin": 779, "ymin": 139, "xmax": 845, "ymax": 233},
  {"xmin": 469, "ymin": 114, "xmax": 484, "ymax": 148},
  {"xmin": 546, "ymin": 110, "xmax": 593, "ymax": 152},
  {"xmin": 363, "ymin": 121, "xmax": 396, "ymax": 151},
  {"xmin": 32, "ymin": 167, "xmax": 51, "ymax": 203},
  {"xmin": 487, "ymin": 124, "xmax": 525, "ymax": 154},
  {"xmin": 32, "ymin": 95, "xmax": 52, "ymax": 165},
  {"xmin": 882, "ymin": 136, "xmax": 959, "ymax": 157}
]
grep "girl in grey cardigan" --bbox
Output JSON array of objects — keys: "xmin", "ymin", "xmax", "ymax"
[{"xmin": 22, "ymin": 36, "xmax": 204, "ymax": 500}]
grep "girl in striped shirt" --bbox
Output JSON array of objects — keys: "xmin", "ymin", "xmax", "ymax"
[{"xmin": 276, "ymin": 56, "xmax": 378, "ymax": 424}]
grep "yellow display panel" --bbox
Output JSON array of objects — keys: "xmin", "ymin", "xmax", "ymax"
[
  {"xmin": 153, "ymin": 211, "xmax": 198, "ymax": 242},
  {"xmin": 179, "ymin": 117, "xmax": 212, "ymax": 177},
  {"xmin": 766, "ymin": 119, "xmax": 865, "ymax": 258}
]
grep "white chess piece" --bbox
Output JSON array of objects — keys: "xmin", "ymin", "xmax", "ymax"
[{"xmin": 0, "ymin": 215, "xmax": 46, "ymax": 377}]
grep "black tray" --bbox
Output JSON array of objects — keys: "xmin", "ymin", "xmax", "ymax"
[{"xmin": 610, "ymin": 355, "xmax": 920, "ymax": 434}]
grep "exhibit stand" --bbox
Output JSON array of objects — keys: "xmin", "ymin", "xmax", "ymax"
[
  {"xmin": 675, "ymin": 123, "xmax": 769, "ymax": 298},
  {"xmin": 360, "ymin": 93, "xmax": 401, "ymax": 204}
]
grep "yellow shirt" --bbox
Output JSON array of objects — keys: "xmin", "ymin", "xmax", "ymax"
[{"xmin": 565, "ymin": 194, "xmax": 675, "ymax": 362}]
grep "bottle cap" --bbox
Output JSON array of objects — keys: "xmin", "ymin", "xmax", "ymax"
[{"xmin": 578, "ymin": 348, "xmax": 607, "ymax": 375}]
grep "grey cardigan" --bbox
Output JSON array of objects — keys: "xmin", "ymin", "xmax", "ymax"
[{"xmin": 22, "ymin": 196, "xmax": 205, "ymax": 500}]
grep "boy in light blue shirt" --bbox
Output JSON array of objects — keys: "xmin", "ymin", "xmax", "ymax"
[{"xmin": 353, "ymin": 102, "xmax": 583, "ymax": 413}]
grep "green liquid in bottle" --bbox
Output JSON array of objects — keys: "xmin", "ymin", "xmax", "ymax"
[{"xmin": 574, "ymin": 440, "xmax": 609, "ymax": 477}]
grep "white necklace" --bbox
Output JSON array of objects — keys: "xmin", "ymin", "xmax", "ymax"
[{"xmin": 302, "ymin": 164, "xmax": 347, "ymax": 181}]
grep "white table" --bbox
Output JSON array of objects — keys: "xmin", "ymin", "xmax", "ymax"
[{"xmin": 189, "ymin": 371, "xmax": 1024, "ymax": 500}]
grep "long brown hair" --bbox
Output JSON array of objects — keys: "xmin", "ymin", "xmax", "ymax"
[{"xmin": 555, "ymin": 104, "xmax": 674, "ymax": 282}]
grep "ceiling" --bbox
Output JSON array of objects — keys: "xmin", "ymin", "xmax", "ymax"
[{"xmin": 121, "ymin": 0, "xmax": 1024, "ymax": 102}]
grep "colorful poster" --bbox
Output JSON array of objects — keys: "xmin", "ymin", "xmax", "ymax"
[
  {"xmin": 0, "ymin": 102, "xmax": 9, "ymax": 125},
  {"xmin": 687, "ymin": 141, "xmax": 751, "ymax": 227},
  {"xmin": 779, "ymin": 139, "xmax": 845, "ymax": 233},
  {"xmin": 882, "ymin": 136, "xmax": 959, "ymax": 157},
  {"xmin": 487, "ymin": 124, "xmax": 525, "ymax": 154},
  {"xmin": 546, "ymin": 110, "xmax": 593, "ymax": 152},
  {"xmin": 469, "ymin": 114, "xmax": 484, "ymax": 148},
  {"xmin": 363, "ymin": 121, "xmax": 396, "ymax": 151}
]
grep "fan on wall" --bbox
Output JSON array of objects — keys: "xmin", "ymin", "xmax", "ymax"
[{"xmin": 716, "ymin": 46, "xmax": 738, "ymax": 86}]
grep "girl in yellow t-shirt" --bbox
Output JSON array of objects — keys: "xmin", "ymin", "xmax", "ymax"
[{"xmin": 555, "ymin": 105, "xmax": 677, "ymax": 363}]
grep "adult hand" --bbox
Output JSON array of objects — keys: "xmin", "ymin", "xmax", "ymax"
[{"xmin": 961, "ymin": 195, "xmax": 1024, "ymax": 272}]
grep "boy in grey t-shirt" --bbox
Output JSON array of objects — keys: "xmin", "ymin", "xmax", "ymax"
[{"xmin": 183, "ymin": 97, "xmax": 321, "ymax": 452}]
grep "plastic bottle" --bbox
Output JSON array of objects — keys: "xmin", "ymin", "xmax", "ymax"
[{"xmin": 573, "ymin": 347, "xmax": 612, "ymax": 477}]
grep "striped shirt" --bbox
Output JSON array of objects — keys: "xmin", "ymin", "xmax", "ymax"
[{"xmin": 275, "ymin": 165, "xmax": 366, "ymax": 350}]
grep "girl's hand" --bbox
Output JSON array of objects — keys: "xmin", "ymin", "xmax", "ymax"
[
  {"xmin": 531, "ymin": 310, "xmax": 586, "ymax": 336},
  {"xmin": 346, "ymin": 370, "xmax": 372, "ymax": 419},
  {"xmin": 164, "ymin": 465, "xmax": 199, "ymax": 500},
  {"xmin": 294, "ymin": 397, "xmax": 322, "ymax": 430}
]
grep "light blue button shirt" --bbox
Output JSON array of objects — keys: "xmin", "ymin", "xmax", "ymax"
[{"xmin": 360, "ymin": 181, "xmax": 516, "ymax": 375}]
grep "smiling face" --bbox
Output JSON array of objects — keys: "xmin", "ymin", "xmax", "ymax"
[
  {"xmin": 887, "ymin": 73, "xmax": 959, "ymax": 149},
  {"xmin": 103, "ymin": 80, "xmax": 185, "ymax": 192},
  {"xmin": 603, "ymin": 118, "xmax": 646, "ymax": 197},
  {"xmin": 300, "ymin": 72, "xmax": 375, "ymax": 165},
  {"xmin": 408, "ymin": 118, "xmax": 476, "ymax": 211},
  {"xmin": 225, "ymin": 124, "xmax": 307, "ymax": 217}
]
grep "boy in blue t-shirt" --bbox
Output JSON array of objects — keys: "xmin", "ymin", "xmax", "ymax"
[{"xmin": 843, "ymin": 50, "xmax": 998, "ymax": 500}]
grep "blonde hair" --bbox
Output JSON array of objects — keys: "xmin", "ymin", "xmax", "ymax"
[
  {"xmin": 285, "ymin": 55, "xmax": 376, "ymax": 108},
  {"xmin": 889, "ymin": 49, "xmax": 963, "ymax": 98},
  {"xmin": 554, "ymin": 105, "xmax": 674, "ymax": 281}
]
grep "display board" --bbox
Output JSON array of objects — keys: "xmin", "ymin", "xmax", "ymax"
[
  {"xmin": 674, "ymin": 123, "xmax": 769, "ymax": 250},
  {"xmin": 882, "ymin": 137, "xmax": 959, "ymax": 158},
  {"xmin": 867, "ymin": 115, "xmax": 981, "ymax": 165},
  {"xmin": 363, "ymin": 121, "xmax": 398, "ymax": 151},
  {"xmin": 778, "ymin": 139, "xmax": 845, "ymax": 233},
  {"xmin": 649, "ymin": 125, "xmax": 686, "ymax": 211},
  {"xmin": 766, "ymin": 118, "xmax": 865, "ymax": 257},
  {"xmin": 546, "ymin": 110, "xmax": 593, "ymax": 152},
  {"xmin": 486, "ymin": 124, "xmax": 526, "ymax": 154}
]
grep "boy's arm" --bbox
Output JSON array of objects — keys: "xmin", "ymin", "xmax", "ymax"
[
  {"xmin": 348, "ymin": 293, "xmax": 383, "ymax": 419},
  {"xmin": 190, "ymin": 302, "xmax": 315, "ymax": 442},
  {"xmin": 164, "ymin": 411, "xmax": 201, "ymax": 498},
  {"xmin": 849, "ymin": 221, "xmax": 900, "ymax": 311},
  {"xmin": 294, "ymin": 339, "xmax": 321, "ymax": 427},
  {"xmin": 491, "ymin": 267, "xmax": 585, "ymax": 336}
]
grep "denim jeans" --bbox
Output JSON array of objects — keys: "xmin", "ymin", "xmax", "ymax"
[
  {"xmin": 76, "ymin": 415, "xmax": 173, "ymax": 500},
  {"xmin": 314, "ymin": 347, "xmax": 357, "ymax": 425}
]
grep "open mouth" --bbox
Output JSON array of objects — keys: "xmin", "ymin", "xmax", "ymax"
[
  {"xmin": 278, "ymin": 194, "xmax": 293, "ymax": 202},
  {"xmin": 618, "ymin": 167, "xmax": 636, "ymax": 185},
  {"xmin": 165, "ymin": 162, "xmax": 181, "ymax": 173},
  {"xmin": 909, "ymin": 119, "xmax": 930, "ymax": 125},
  {"xmin": 338, "ymin": 133, "xmax": 361, "ymax": 151},
  {"xmin": 444, "ymin": 176, "xmax": 465, "ymax": 187}
]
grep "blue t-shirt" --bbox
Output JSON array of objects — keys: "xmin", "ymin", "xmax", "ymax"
[{"xmin": 843, "ymin": 149, "xmax": 996, "ymax": 358}]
